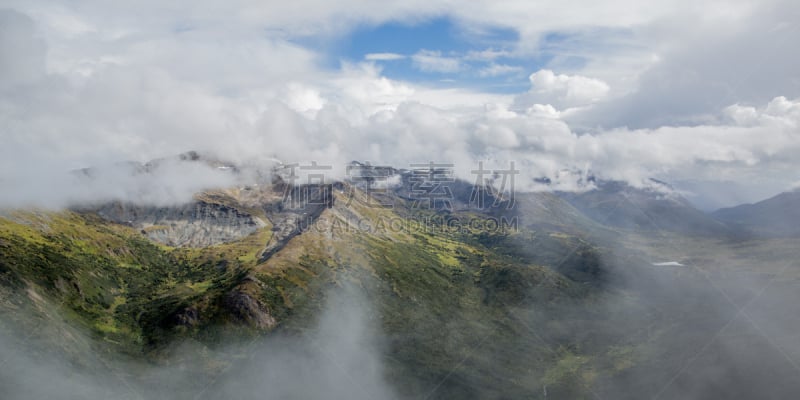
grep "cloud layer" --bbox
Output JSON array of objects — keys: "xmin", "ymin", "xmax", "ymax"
[{"xmin": 0, "ymin": 1, "xmax": 799, "ymax": 209}]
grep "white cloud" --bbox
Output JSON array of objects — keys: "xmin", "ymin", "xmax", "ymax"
[
  {"xmin": 410, "ymin": 87, "xmax": 512, "ymax": 110},
  {"xmin": 568, "ymin": 0, "xmax": 800, "ymax": 129},
  {"xmin": 517, "ymin": 69, "xmax": 610, "ymax": 109},
  {"xmin": 1, "ymin": 1, "xmax": 800, "ymax": 209},
  {"xmin": 364, "ymin": 52, "xmax": 405, "ymax": 61},
  {"xmin": 0, "ymin": 10, "xmax": 46, "ymax": 87},
  {"xmin": 411, "ymin": 50, "xmax": 462, "ymax": 73},
  {"xmin": 0, "ymin": 157, "xmax": 240, "ymax": 209},
  {"xmin": 464, "ymin": 48, "xmax": 510, "ymax": 61},
  {"xmin": 331, "ymin": 63, "xmax": 416, "ymax": 116},
  {"xmin": 478, "ymin": 63, "xmax": 522, "ymax": 77},
  {"xmin": 284, "ymin": 82, "xmax": 327, "ymax": 115}
]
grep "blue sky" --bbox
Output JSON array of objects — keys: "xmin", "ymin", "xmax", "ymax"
[{"xmin": 299, "ymin": 17, "xmax": 552, "ymax": 93}]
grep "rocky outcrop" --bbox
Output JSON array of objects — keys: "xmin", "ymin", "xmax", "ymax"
[
  {"xmin": 91, "ymin": 201, "xmax": 267, "ymax": 247},
  {"xmin": 223, "ymin": 290, "xmax": 276, "ymax": 330}
]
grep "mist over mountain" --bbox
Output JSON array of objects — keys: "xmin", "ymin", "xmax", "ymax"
[
  {"xmin": 558, "ymin": 179, "xmax": 734, "ymax": 237},
  {"xmin": 3, "ymin": 1, "xmax": 800, "ymax": 399}
]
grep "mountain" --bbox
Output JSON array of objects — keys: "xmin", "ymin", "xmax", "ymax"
[
  {"xmin": 712, "ymin": 190, "xmax": 800, "ymax": 237},
  {"xmin": 2, "ymin": 157, "xmax": 800, "ymax": 399},
  {"xmin": 558, "ymin": 179, "xmax": 734, "ymax": 236}
]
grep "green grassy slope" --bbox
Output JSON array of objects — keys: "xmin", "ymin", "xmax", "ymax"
[{"xmin": 0, "ymin": 211, "xmax": 271, "ymax": 354}]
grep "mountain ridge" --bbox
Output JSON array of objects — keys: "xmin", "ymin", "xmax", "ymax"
[{"xmin": 712, "ymin": 189, "xmax": 800, "ymax": 237}]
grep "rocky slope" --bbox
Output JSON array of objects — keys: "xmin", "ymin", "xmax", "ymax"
[{"xmin": 88, "ymin": 200, "xmax": 267, "ymax": 247}]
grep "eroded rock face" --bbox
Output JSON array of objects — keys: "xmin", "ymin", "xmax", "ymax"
[
  {"xmin": 223, "ymin": 290, "xmax": 276, "ymax": 330},
  {"xmin": 258, "ymin": 183, "xmax": 333, "ymax": 262},
  {"xmin": 92, "ymin": 201, "xmax": 266, "ymax": 247},
  {"xmin": 84, "ymin": 178, "xmax": 334, "ymax": 261}
]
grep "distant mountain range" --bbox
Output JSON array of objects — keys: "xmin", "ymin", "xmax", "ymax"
[
  {"xmin": 70, "ymin": 153, "xmax": 800, "ymax": 239},
  {"xmin": 712, "ymin": 190, "xmax": 800, "ymax": 237},
  {"xmin": 558, "ymin": 179, "xmax": 735, "ymax": 237}
]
